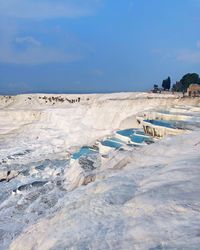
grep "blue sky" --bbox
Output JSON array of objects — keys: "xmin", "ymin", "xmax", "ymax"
[{"xmin": 0, "ymin": 0, "xmax": 200, "ymax": 94}]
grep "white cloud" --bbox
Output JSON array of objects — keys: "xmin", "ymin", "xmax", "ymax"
[
  {"xmin": 177, "ymin": 49, "xmax": 200, "ymax": 63},
  {"xmin": 0, "ymin": 25, "xmax": 84, "ymax": 64},
  {"xmin": 0, "ymin": 20, "xmax": 83, "ymax": 64},
  {"xmin": 15, "ymin": 36, "xmax": 41, "ymax": 47},
  {"xmin": 0, "ymin": 45, "xmax": 82, "ymax": 64},
  {"xmin": 176, "ymin": 41, "xmax": 200, "ymax": 63},
  {"xmin": 0, "ymin": 0, "xmax": 102, "ymax": 64},
  {"xmin": 0, "ymin": 0, "xmax": 100, "ymax": 19}
]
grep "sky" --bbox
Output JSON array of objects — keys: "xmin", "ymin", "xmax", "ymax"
[{"xmin": 0, "ymin": 0, "xmax": 200, "ymax": 94}]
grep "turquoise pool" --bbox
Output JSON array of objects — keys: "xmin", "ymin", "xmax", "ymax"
[
  {"xmin": 117, "ymin": 129, "xmax": 135, "ymax": 137},
  {"xmin": 134, "ymin": 130, "xmax": 146, "ymax": 136},
  {"xmin": 72, "ymin": 128, "xmax": 154, "ymax": 161},
  {"xmin": 131, "ymin": 134, "xmax": 150, "ymax": 144},
  {"xmin": 101, "ymin": 139, "xmax": 123, "ymax": 149},
  {"xmin": 72, "ymin": 147, "xmax": 98, "ymax": 160},
  {"xmin": 108, "ymin": 137, "xmax": 125, "ymax": 144},
  {"xmin": 117, "ymin": 129, "xmax": 152, "ymax": 144},
  {"xmin": 145, "ymin": 119, "xmax": 176, "ymax": 129}
]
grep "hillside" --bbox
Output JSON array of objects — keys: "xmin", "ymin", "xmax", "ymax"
[{"xmin": 0, "ymin": 92, "xmax": 200, "ymax": 249}]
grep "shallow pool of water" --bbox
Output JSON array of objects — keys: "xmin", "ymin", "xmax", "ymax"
[
  {"xmin": 134, "ymin": 130, "xmax": 146, "ymax": 136},
  {"xmin": 72, "ymin": 147, "xmax": 98, "ymax": 160},
  {"xmin": 145, "ymin": 119, "xmax": 176, "ymax": 129},
  {"xmin": 130, "ymin": 134, "xmax": 149, "ymax": 144},
  {"xmin": 158, "ymin": 110, "xmax": 170, "ymax": 114},
  {"xmin": 117, "ymin": 129, "xmax": 152, "ymax": 144},
  {"xmin": 101, "ymin": 140, "xmax": 123, "ymax": 149},
  {"xmin": 108, "ymin": 137, "xmax": 125, "ymax": 144},
  {"xmin": 117, "ymin": 129, "xmax": 135, "ymax": 137}
]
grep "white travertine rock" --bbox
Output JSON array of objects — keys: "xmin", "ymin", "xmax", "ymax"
[{"xmin": 0, "ymin": 93, "xmax": 200, "ymax": 249}]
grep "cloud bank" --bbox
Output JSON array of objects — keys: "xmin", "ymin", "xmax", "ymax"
[
  {"xmin": 177, "ymin": 41, "xmax": 200, "ymax": 64},
  {"xmin": 0, "ymin": 0, "xmax": 101, "ymax": 64},
  {"xmin": 177, "ymin": 50, "xmax": 200, "ymax": 63},
  {"xmin": 0, "ymin": 0, "xmax": 100, "ymax": 19}
]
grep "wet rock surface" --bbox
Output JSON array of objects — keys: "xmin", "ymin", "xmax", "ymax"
[{"xmin": 79, "ymin": 153, "xmax": 101, "ymax": 171}]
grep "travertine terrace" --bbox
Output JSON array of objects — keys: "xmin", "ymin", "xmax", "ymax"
[{"xmin": 0, "ymin": 92, "xmax": 200, "ymax": 249}]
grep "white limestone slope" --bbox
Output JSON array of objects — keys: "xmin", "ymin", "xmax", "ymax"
[
  {"xmin": 0, "ymin": 92, "xmax": 200, "ymax": 249},
  {"xmin": 10, "ymin": 131, "xmax": 200, "ymax": 250},
  {"xmin": 0, "ymin": 93, "xmax": 173, "ymax": 162},
  {"xmin": 0, "ymin": 92, "xmax": 184, "ymax": 165}
]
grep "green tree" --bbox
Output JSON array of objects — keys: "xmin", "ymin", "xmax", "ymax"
[
  {"xmin": 162, "ymin": 76, "xmax": 171, "ymax": 90},
  {"xmin": 172, "ymin": 81, "xmax": 183, "ymax": 92},
  {"xmin": 180, "ymin": 73, "xmax": 200, "ymax": 91}
]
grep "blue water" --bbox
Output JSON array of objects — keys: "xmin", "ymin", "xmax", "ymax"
[
  {"xmin": 72, "ymin": 147, "xmax": 98, "ymax": 160},
  {"xmin": 144, "ymin": 119, "xmax": 176, "ymax": 129},
  {"xmin": 158, "ymin": 110, "xmax": 196, "ymax": 117},
  {"xmin": 72, "ymin": 129, "xmax": 154, "ymax": 160},
  {"xmin": 101, "ymin": 140, "xmax": 123, "ymax": 149},
  {"xmin": 117, "ymin": 129, "xmax": 135, "ymax": 137},
  {"xmin": 131, "ymin": 134, "xmax": 149, "ymax": 143},
  {"xmin": 134, "ymin": 130, "xmax": 146, "ymax": 136},
  {"xmin": 109, "ymin": 137, "xmax": 125, "ymax": 143},
  {"xmin": 117, "ymin": 129, "xmax": 152, "ymax": 144},
  {"xmin": 158, "ymin": 110, "xmax": 170, "ymax": 114}
]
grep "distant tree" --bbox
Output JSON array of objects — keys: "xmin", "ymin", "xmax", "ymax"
[
  {"xmin": 152, "ymin": 84, "xmax": 159, "ymax": 93},
  {"xmin": 167, "ymin": 77, "xmax": 171, "ymax": 90},
  {"xmin": 171, "ymin": 84, "xmax": 176, "ymax": 92},
  {"xmin": 180, "ymin": 73, "xmax": 200, "ymax": 91},
  {"xmin": 154, "ymin": 84, "xmax": 158, "ymax": 89},
  {"xmin": 162, "ymin": 76, "xmax": 171, "ymax": 90},
  {"xmin": 172, "ymin": 81, "xmax": 183, "ymax": 92}
]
